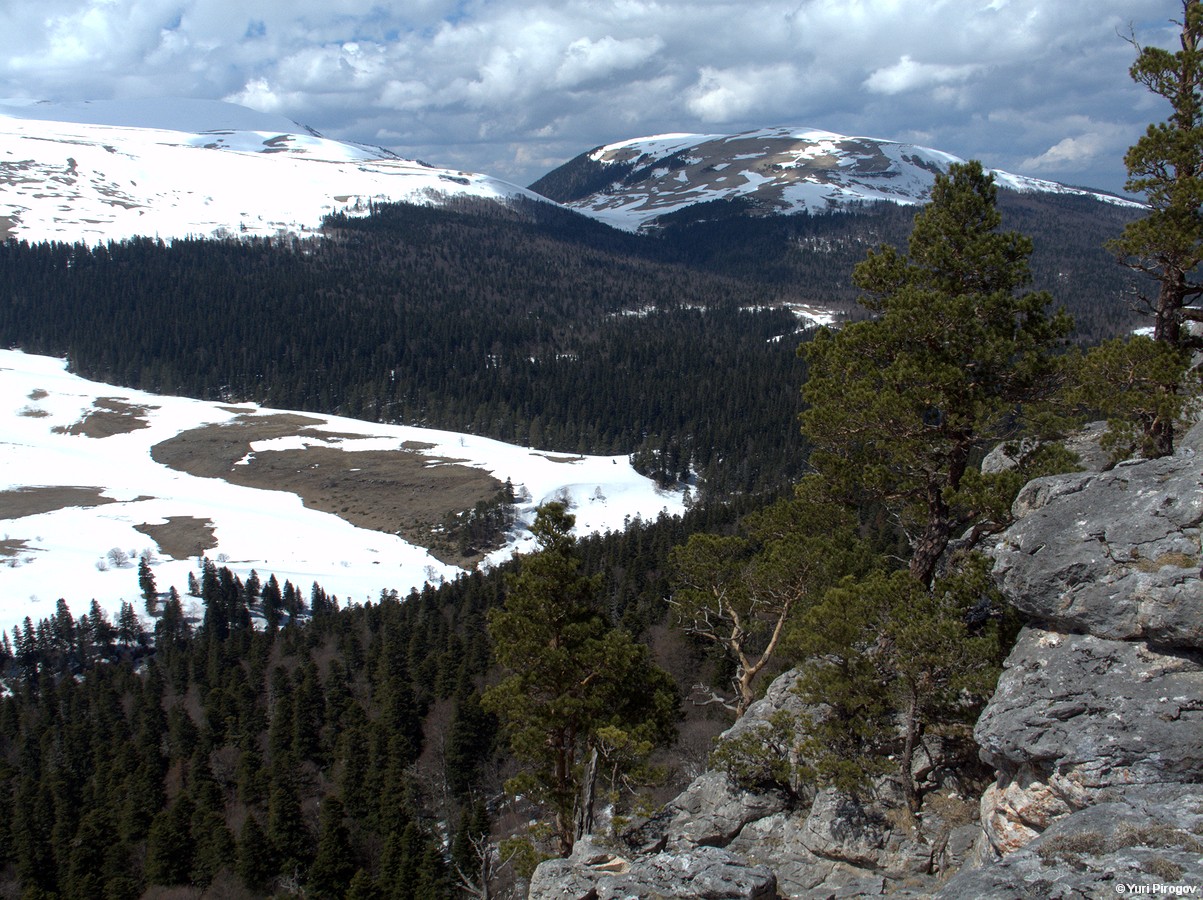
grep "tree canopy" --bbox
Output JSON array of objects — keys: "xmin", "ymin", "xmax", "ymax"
[
  {"xmin": 801, "ymin": 160, "xmax": 1072, "ymax": 586},
  {"xmin": 482, "ymin": 503, "xmax": 678, "ymax": 855}
]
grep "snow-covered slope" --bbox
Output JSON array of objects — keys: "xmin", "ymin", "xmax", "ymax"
[
  {"xmin": 531, "ymin": 126, "xmax": 1142, "ymax": 232},
  {"xmin": 0, "ymin": 98, "xmax": 547, "ymax": 244},
  {"xmin": 0, "ymin": 350, "xmax": 683, "ymax": 637}
]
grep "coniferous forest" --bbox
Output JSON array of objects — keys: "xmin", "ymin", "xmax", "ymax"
[
  {"xmin": 0, "ymin": 184, "xmax": 1161, "ymax": 899},
  {"xmin": 0, "ymin": 193, "xmax": 1142, "ymax": 499}
]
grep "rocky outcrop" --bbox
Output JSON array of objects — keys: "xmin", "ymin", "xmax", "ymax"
[
  {"xmin": 938, "ymin": 414, "xmax": 1203, "ymax": 896},
  {"xmin": 972, "ymin": 629, "xmax": 1203, "ymax": 854},
  {"xmin": 992, "ymin": 422, "xmax": 1203, "ymax": 646},
  {"xmin": 529, "ymin": 416, "xmax": 1203, "ymax": 899},
  {"xmin": 527, "ymin": 836, "xmax": 777, "ymax": 900},
  {"xmin": 529, "ymin": 670, "xmax": 982, "ymax": 899},
  {"xmin": 941, "ymin": 785, "xmax": 1203, "ymax": 898}
]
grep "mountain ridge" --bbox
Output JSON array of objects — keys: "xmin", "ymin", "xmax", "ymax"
[
  {"xmin": 0, "ymin": 98, "xmax": 546, "ymax": 244},
  {"xmin": 530, "ymin": 125, "xmax": 1142, "ymax": 232}
]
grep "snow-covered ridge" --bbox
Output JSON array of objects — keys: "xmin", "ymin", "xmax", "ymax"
[
  {"xmin": 0, "ymin": 350, "xmax": 683, "ymax": 636},
  {"xmin": 0, "ymin": 98, "xmax": 547, "ymax": 244},
  {"xmin": 561, "ymin": 125, "xmax": 1142, "ymax": 232}
]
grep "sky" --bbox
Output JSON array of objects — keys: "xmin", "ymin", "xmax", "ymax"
[{"xmin": 0, "ymin": 0, "xmax": 1187, "ymax": 194}]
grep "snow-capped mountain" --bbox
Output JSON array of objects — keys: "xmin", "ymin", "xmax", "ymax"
[
  {"xmin": 530, "ymin": 126, "xmax": 1142, "ymax": 232},
  {"xmin": 0, "ymin": 98, "xmax": 546, "ymax": 244}
]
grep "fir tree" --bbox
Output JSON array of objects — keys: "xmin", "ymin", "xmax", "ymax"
[{"xmin": 483, "ymin": 503, "xmax": 678, "ymax": 855}]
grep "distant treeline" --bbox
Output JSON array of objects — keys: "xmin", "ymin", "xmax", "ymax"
[{"xmin": 0, "ymin": 194, "xmax": 1145, "ymax": 498}]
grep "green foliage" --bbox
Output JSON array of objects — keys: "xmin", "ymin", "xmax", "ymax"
[
  {"xmin": 668, "ymin": 478, "xmax": 871, "ymax": 714},
  {"xmin": 801, "ymin": 161, "xmax": 1073, "ymax": 586},
  {"xmin": 1107, "ymin": 1, "xmax": 1203, "ymax": 454},
  {"xmin": 482, "ymin": 502, "xmax": 678, "ymax": 855},
  {"xmin": 791, "ymin": 556, "xmax": 1011, "ymax": 809},
  {"xmin": 1110, "ymin": 1, "xmax": 1203, "ymax": 349},
  {"xmin": 1072, "ymin": 335, "xmax": 1201, "ymax": 461},
  {"xmin": 709, "ymin": 709, "xmax": 804, "ymax": 797}
]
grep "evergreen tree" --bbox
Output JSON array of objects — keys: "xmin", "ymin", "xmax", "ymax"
[
  {"xmin": 792, "ymin": 558, "xmax": 1009, "ymax": 813},
  {"xmin": 668, "ymin": 480, "xmax": 868, "ymax": 714},
  {"xmin": 144, "ymin": 793, "xmax": 196, "ymax": 885},
  {"xmin": 482, "ymin": 503, "xmax": 678, "ymax": 855},
  {"xmin": 236, "ymin": 813, "xmax": 276, "ymax": 893},
  {"xmin": 801, "ymin": 161, "xmax": 1072, "ymax": 586},
  {"xmin": 1102, "ymin": 0, "xmax": 1203, "ymax": 455},
  {"xmin": 138, "ymin": 556, "xmax": 158, "ymax": 615},
  {"xmin": 1111, "ymin": 0, "xmax": 1203, "ymax": 352},
  {"xmin": 308, "ymin": 797, "xmax": 356, "ymax": 898},
  {"xmin": 116, "ymin": 601, "xmax": 143, "ymax": 648}
]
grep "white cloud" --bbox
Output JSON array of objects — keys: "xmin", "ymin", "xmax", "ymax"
[
  {"xmin": 1020, "ymin": 126, "xmax": 1131, "ymax": 175},
  {"xmin": 554, "ymin": 35, "xmax": 664, "ymax": 89},
  {"xmin": 864, "ymin": 56, "xmax": 983, "ymax": 96},
  {"xmin": 685, "ymin": 64, "xmax": 798, "ymax": 122},
  {"xmin": 0, "ymin": 0, "xmax": 1181, "ymax": 192}
]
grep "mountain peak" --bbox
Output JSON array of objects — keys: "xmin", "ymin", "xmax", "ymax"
[{"xmin": 531, "ymin": 126, "xmax": 1141, "ymax": 232}]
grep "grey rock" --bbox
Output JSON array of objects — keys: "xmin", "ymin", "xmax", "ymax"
[
  {"xmin": 936, "ymin": 785, "xmax": 1203, "ymax": 899},
  {"xmin": 973, "ymin": 627, "xmax": 1203, "ymax": 854},
  {"xmin": 641, "ymin": 670, "xmax": 806, "ymax": 852},
  {"xmin": 657, "ymin": 769, "xmax": 791, "ymax": 850},
  {"xmin": 528, "ymin": 836, "xmax": 777, "ymax": 900},
  {"xmin": 977, "ymin": 628, "xmax": 1203, "ymax": 785},
  {"xmin": 991, "ymin": 438, "xmax": 1203, "ymax": 647}
]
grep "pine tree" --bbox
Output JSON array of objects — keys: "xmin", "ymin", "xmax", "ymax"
[
  {"xmin": 236, "ymin": 813, "xmax": 276, "ymax": 892},
  {"xmin": 138, "ymin": 556, "xmax": 158, "ymax": 615},
  {"xmin": 1111, "ymin": 0, "xmax": 1203, "ymax": 351},
  {"xmin": 1102, "ymin": 0, "xmax": 1203, "ymax": 455},
  {"xmin": 307, "ymin": 797, "xmax": 356, "ymax": 898},
  {"xmin": 668, "ymin": 480, "xmax": 868, "ymax": 715},
  {"xmin": 801, "ymin": 161, "xmax": 1072, "ymax": 586},
  {"xmin": 144, "ymin": 794, "xmax": 195, "ymax": 885},
  {"xmin": 482, "ymin": 503, "xmax": 678, "ymax": 855}
]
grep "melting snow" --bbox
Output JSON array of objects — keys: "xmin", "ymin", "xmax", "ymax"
[{"xmin": 0, "ymin": 350, "xmax": 684, "ymax": 636}]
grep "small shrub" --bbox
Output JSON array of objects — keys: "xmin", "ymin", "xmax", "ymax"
[
  {"xmin": 1036, "ymin": 830, "xmax": 1105, "ymax": 867},
  {"xmin": 1143, "ymin": 856, "xmax": 1185, "ymax": 882}
]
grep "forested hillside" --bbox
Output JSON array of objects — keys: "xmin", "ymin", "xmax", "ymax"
[
  {"xmin": 0, "ymin": 500, "xmax": 752, "ymax": 900},
  {"xmin": 0, "ymin": 193, "xmax": 1143, "ymax": 499}
]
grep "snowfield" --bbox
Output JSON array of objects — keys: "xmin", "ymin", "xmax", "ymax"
[
  {"xmin": 0, "ymin": 98, "xmax": 546, "ymax": 244},
  {"xmin": 0, "ymin": 350, "xmax": 684, "ymax": 637}
]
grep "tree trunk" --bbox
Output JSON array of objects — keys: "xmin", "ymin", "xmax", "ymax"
[
  {"xmin": 900, "ymin": 689, "xmax": 921, "ymax": 815},
  {"xmin": 573, "ymin": 746, "xmax": 599, "ymax": 844}
]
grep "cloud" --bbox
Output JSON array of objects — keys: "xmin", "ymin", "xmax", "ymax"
[
  {"xmin": 554, "ymin": 35, "xmax": 664, "ymax": 89},
  {"xmin": 685, "ymin": 64, "xmax": 798, "ymax": 122},
  {"xmin": 0, "ymin": 0, "xmax": 1181, "ymax": 191},
  {"xmin": 1019, "ymin": 122, "xmax": 1134, "ymax": 177},
  {"xmin": 864, "ymin": 56, "xmax": 983, "ymax": 96}
]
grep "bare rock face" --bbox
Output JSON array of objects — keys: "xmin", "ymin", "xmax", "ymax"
[
  {"xmin": 974, "ymin": 629, "xmax": 1203, "ymax": 855},
  {"xmin": 938, "ymin": 785, "xmax": 1203, "ymax": 898},
  {"xmin": 992, "ymin": 448, "xmax": 1202, "ymax": 648},
  {"xmin": 959, "ymin": 412, "xmax": 1203, "ymax": 891},
  {"xmin": 527, "ymin": 836, "xmax": 777, "ymax": 900}
]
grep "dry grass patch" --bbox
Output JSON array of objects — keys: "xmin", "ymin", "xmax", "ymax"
[
  {"xmin": 150, "ymin": 416, "xmax": 505, "ymax": 566},
  {"xmin": 134, "ymin": 517, "xmax": 218, "ymax": 560},
  {"xmin": 0, "ymin": 538, "xmax": 33, "ymax": 559},
  {"xmin": 0, "ymin": 485, "xmax": 117, "ymax": 518},
  {"xmin": 54, "ymin": 397, "xmax": 157, "ymax": 438}
]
